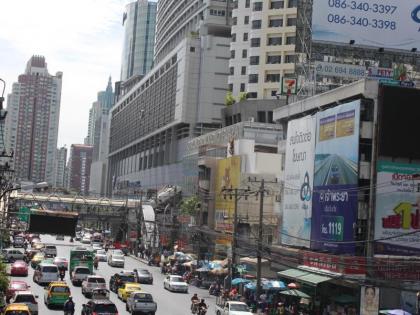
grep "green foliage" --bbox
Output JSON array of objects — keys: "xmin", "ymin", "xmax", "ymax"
[
  {"xmin": 238, "ymin": 92, "xmax": 247, "ymax": 102},
  {"xmin": 225, "ymin": 91, "xmax": 236, "ymax": 106},
  {"xmin": 0, "ymin": 260, "xmax": 9, "ymax": 293},
  {"xmin": 180, "ymin": 195, "xmax": 201, "ymax": 215}
]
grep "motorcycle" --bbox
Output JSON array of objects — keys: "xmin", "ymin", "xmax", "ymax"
[
  {"xmin": 191, "ymin": 302, "xmax": 199, "ymax": 314},
  {"xmin": 198, "ymin": 306, "xmax": 207, "ymax": 315},
  {"xmin": 59, "ymin": 270, "xmax": 65, "ymax": 281},
  {"xmin": 94, "ymin": 260, "xmax": 98, "ymax": 270}
]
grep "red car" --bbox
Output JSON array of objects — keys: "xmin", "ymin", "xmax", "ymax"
[
  {"xmin": 6, "ymin": 280, "xmax": 30, "ymax": 301},
  {"xmin": 10, "ymin": 260, "xmax": 28, "ymax": 276},
  {"xmin": 53, "ymin": 257, "xmax": 68, "ymax": 270}
]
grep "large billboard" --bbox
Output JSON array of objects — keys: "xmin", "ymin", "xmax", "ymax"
[
  {"xmin": 311, "ymin": 100, "xmax": 360, "ymax": 253},
  {"xmin": 282, "ymin": 116, "xmax": 316, "ymax": 248},
  {"xmin": 312, "ymin": 0, "xmax": 420, "ymax": 51},
  {"xmin": 214, "ymin": 156, "xmax": 241, "ymax": 232},
  {"xmin": 374, "ymin": 161, "xmax": 420, "ymax": 255}
]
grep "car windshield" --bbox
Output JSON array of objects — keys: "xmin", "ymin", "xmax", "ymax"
[
  {"xmin": 171, "ymin": 276, "xmax": 183, "ymax": 282},
  {"xmin": 15, "ymin": 295, "xmax": 36, "ymax": 303},
  {"xmin": 88, "ymin": 278, "xmax": 105, "ymax": 283},
  {"xmin": 52, "ymin": 286, "xmax": 70, "ymax": 293},
  {"xmin": 231, "ymin": 304, "xmax": 250, "ymax": 312},
  {"xmin": 76, "ymin": 268, "xmax": 90, "ymax": 274},
  {"xmin": 120, "ymin": 275, "xmax": 135, "ymax": 282},
  {"xmin": 134, "ymin": 293, "xmax": 153, "ymax": 302},
  {"xmin": 94, "ymin": 304, "xmax": 118, "ymax": 312},
  {"xmin": 42, "ymin": 266, "xmax": 58, "ymax": 272}
]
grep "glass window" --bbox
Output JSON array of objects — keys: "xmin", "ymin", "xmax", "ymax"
[
  {"xmin": 244, "ymin": 16, "xmax": 249, "ymax": 24},
  {"xmin": 288, "ymin": 0, "xmax": 298, "ymax": 8},
  {"xmin": 243, "ymin": 33, "xmax": 248, "ymax": 41},
  {"xmin": 242, "ymin": 49, "xmax": 247, "ymax": 58},
  {"xmin": 231, "ymin": 50, "xmax": 235, "ymax": 58},
  {"xmin": 228, "ymin": 84, "xmax": 233, "ymax": 91},
  {"xmin": 257, "ymin": 111, "xmax": 266, "ymax": 122},
  {"xmin": 285, "ymin": 55, "xmax": 296, "ymax": 63},
  {"xmin": 230, "ymin": 67, "xmax": 234, "ymax": 75},
  {"xmin": 233, "ymin": 17, "xmax": 237, "ymax": 25},
  {"xmin": 267, "ymin": 37, "xmax": 282, "ymax": 45},
  {"xmin": 266, "ymin": 55, "xmax": 282, "ymax": 64},
  {"xmin": 250, "ymin": 56, "xmax": 260, "ymax": 65},
  {"xmin": 245, "ymin": 0, "xmax": 250, "ymax": 8},
  {"xmin": 252, "ymin": 20, "xmax": 261, "ymax": 29},
  {"xmin": 287, "ymin": 17, "xmax": 297, "ymax": 26},
  {"xmin": 269, "ymin": 18, "xmax": 283, "ymax": 27},
  {"xmin": 247, "ymin": 92, "xmax": 258, "ymax": 98},
  {"xmin": 286, "ymin": 36, "xmax": 296, "ymax": 45},
  {"xmin": 251, "ymin": 38, "xmax": 261, "ymax": 47},
  {"xmin": 241, "ymin": 66, "xmax": 246, "ymax": 75},
  {"xmin": 232, "ymin": 33, "xmax": 236, "ymax": 42},
  {"xmin": 240, "ymin": 83, "xmax": 246, "ymax": 92},
  {"xmin": 248, "ymin": 74, "xmax": 258, "ymax": 83},
  {"xmin": 266, "ymin": 73, "xmax": 281, "ymax": 82},
  {"xmin": 270, "ymin": 1, "xmax": 284, "ymax": 9},
  {"xmin": 253, "ymin": 2, "xmax": 263, "ymax": 11}
]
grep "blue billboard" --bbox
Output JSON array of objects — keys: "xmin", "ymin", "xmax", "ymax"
[{"xmin": 311, "ymin": 100, "xmax": 360, "ymax": 253}]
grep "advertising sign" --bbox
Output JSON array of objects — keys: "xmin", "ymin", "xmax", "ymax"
[
  {"xmin": 312, "ymin": 0, "xmax": 420, "ymax": 51},
  {"xmin": 215, "ymin": 156, "xmax": 241, "ymax": 232},
  {"xmin": 282, "ymin": 116, "xmax": 316, "ymax": 248},
  {"xmin": 360, "ymin": 286, "xmax": 380, "ymax": 315},
  {"xmin": 311, "ymin": 100, "xmax": 360, "ymax": 253},
  {"xmin": 374, "ymin": 161, "xmax": 420, "ymax": 255},
  {"xmin": 281, "ymin": 77, "xmax": 298, "ymax": 95}
]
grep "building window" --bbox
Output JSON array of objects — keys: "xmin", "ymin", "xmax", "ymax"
[
  {"xmin": 286, "ymin": 36, "xmax": 296, "ymax": 45},
  {"xmin": 244, "ymin": 16, "xmax": 249, "ymax": 24},
  {"xmin": 247, "ymin": 92, "xmax": 258, "ymax": 98},
  {"xmin": 288, "ymin": 0, "xmax": 298, "ymax": 8},
  {"xmin": 231, "ymin": 50, "xmax": 235, "ymax": 58},
  {"xmin": 267, "ymin": 36, "xmax": 282, "ymax": 45},
  {"xmin": 268, "ymin": 111, "xmax": 274, "ymax": 123},
  {"xmin": 271, "ymin": 90, "xmax": 279, "ymax": 97},
  {"xmin": 250, "ymin": 38, "xmax": 261, "ymax": 47},
  {"xmin": 240, "ymin": 83, "xmax": 246, "ymax": 92},
  {"xmin": 248, "ymin": 74, "xmax": 259, "ymax": 83},
  {"xmin": 232, "ymin": 33, "xmax": 236, "ymax": 42},
  {"xmin": 257, "ymin": 111, "xmax": 266, "ymax": 123},
  {"xmin": 233, "ymin": 17, "xmax": 237, "ymax": 25},
  {"xmin": 252, "ymin": 20, "xmax": 262, "ymax": 29},
  {"xmin": 266, "ymin": 55, "xmax": 282, "ymax": 64},
  {"xmin": 285, "ymin": 54, "xmax": 296, "ymax": 63},
  {"xmin": 245, "ymin": 0, "xmax": 250, "ymax": 8},
  {"xmin": 287, "ymin": 17, "xmax": 297, "ymax": 26},
  {"xmin": 269, "ymin": 18, "xmax": 283, "ymax": 27},
  {"xmin": 230, "ymin": 66, "xmax": 234, "ymax": 75},
  {"xmin": 271, "ymin": 1, "xmax": 284, "ymax": 9},
  {"xmin": 241, "ymin": 66, "xmax": 246, "ymax": 75},
  {"xmin": 266, "ymin": 73, "xmax": 281, "ymax": 82},
  {"xmin": 190, "ymin": 46, "xmax": 196, "ymax": 52},
  {"xmin": 253, "ymin": 2, "xmax": 263, "ymax": 11},
  {"xmin": 243, "ymin": 32, "xmax": 248, "ymax": 41},
  {"xmin": 242, "ymin": 49, "xmax": 248, "ymax": 58},
  {"xmin": 210, "ymin": 9, "xmax": 226, "ymax": 16},
  {"xmin": 228, "ymin": 84, "xmax": 233, "ymax": 91},
  {"xmin": 250, "ymin": 56, "xmax": 260, "ymax": 65}
]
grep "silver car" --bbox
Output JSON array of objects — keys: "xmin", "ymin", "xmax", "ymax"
[
  {"xmin": 108, "ymin": 254, "xmax": 125, "ymax": 268},
  {"xmin": 10, "ymin": 290, "xmax": 39, "ymax": 315},
  {"xmin": 126, "ymin": 291, "xmax": 157, "ymax": 315},
  {"xmin": 95, "ymin": 249, "xmax": 107, "ymax": 262},
  {"xmin": 82, "ymin": 275, "xmax": 107, "ymax": 297},
  {"xmin": 71, "ymin": 266, "xmax": 91, "ymax": 285}
]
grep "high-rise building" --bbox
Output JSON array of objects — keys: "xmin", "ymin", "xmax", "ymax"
[
  {"xmin": 5, "ymin": 56, "xmax": 63, "ymax": 184},
  {"xmin": 68, "ymin": 144, "xmax": 93, "ymax": 195},
  {"xmin": 106, "ymin": 0, "xmax": 233, "ymax": 195},
  {"xmin": 120, "ymin": 0, "xmax": 157, "ymax": 81},
  {"xmin": 228, "ymin": 0, "xmax": 298, "ymax": 99},
  {"xmin": 53, "ymin": 146, "xmax": 67, "ymax": 188}
]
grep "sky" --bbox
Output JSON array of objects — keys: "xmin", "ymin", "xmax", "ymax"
[{"xmin": 0, "ymin": 0, "xmax": 136, "ymax": 148}]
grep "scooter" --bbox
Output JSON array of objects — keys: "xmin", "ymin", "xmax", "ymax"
[
  {"xmin": 191, "ymin": 302, "xmax": 199, "ymax": 314},
  {"xmin": 198, "ymin": 306, "xmax": 207, "ymax": 315}
]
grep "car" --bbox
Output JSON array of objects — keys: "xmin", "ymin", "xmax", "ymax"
[
  {"xmin": 117, "ymin": 282, "xmax": 142, "ymax": 302},
  {"xmin": 215, "ymin": 301, "xmax": 253, "ymax": 315},
  {"xmin": 82, "ymin": 236, "xmax": 91, "ymax": 244},
  {"xmin": 107, "ymin": 249, "xmax": 123, "ymax": 259},
  {"xmin": 32, "ymin": 242, "xmax": 44, "ymax": 251},
  {"xmin": 33, "ymin": 263, "xmax": 59, "ymax": 285},
  {"xmin": 55, "ymin": 235, "xmax": 64, "ymax": 240},
  {"xmin": 10, "ymin": 260, "xmax": 29, "ymax": 276},
  {"xmin": 95, "ymin": 249, "xmax": 107, "ymax": 262},
  {"xmin": 81, "ymin": 299, "xmax": 118, "ymax": 315},
  {"xmin": 109, "ymin": 271, "xmax": 137, "ymax": 292},
  {"xmin": 2, "ymin": 248, "xmax": 25, "ymax": 262},
  {"xmin": 92, "ymin": 241, "xmax": 102, "ymax": 250},
  {"xmin": 6, "ymin": 281, "xmax": 30, "ymax": 301},
  {"xmin": 82, "ymin": 275, "xmax": 106, "ymax": 297},
  {"xmin": 42, "ymin": 245, "xmax": 57, "ymax": 257},
  {"xmin": 126, "ymin": 291, "xmax": 157, "ymax": 315},
  {"xmin": 135, "ymin": 268, "xmax": 153, "ymax": 284},
  {"xmin": 53, "ymin": 256, "xmax": 68, "ymax": 270},
  {"xmin": 108, "ymin": 253, "xmax": 125, "ymax": 268},
  {"xmin": 10, "ymin": 290, "xmax": 39, "ymax": 315},
  {"xmin": 13, "ymin": 236, "xmax": 26, "ymax": 248},
  {"xmin": 3, "ymin": 303, "xmax": 31, "ymax": 315},
  {"xmin": 43, "ymin": 281, "xmax": 71, "ymax": 308},
  {"xmin": 163, "ymin": 275, "xmax": 188, "ymax": 293},
  {"xmin": 71, "ymin": 265, "xmax": 92, "ymax": 285},
  {"xmin": 24, "ymin": 248, "xmax": 39, "ymax": 263},
  {"xmin": 30, "ymin": 252, "xmax": 45, "ymax": 269}
]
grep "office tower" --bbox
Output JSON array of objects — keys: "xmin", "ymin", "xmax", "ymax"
[
  {"xmin": 68, "ymin": 144, "xmax": 93, "ymax": 195},
  {"xmin": 53, "ymin": 146, "xmax": 67, "ymax": 188}
]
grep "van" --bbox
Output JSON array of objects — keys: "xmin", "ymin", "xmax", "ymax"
[
  {"xmin": 33, "ymin": 263, "xmax": 59, "ymax": 285},
  {"xmin": 1, "ymin": 248, "xmax": 25, "ymax": 262}
]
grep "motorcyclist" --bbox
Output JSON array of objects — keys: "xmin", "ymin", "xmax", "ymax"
[
  {"xmin": 59, "ymin": 265, "xmax": 66, "ymax": 281},
  {"xmin": 93, "ymin": 256, "xmax": 99, "ymax": 270},
  {"xmin": 191, "ymin": 293, "xmax": 200, "ymax": 312},
  {"xmin": 198, "ymin": 299, "xmax": 207, "ymax": 315},
  {"xmin": 63, "ymin": 296, "xmax": 75, "ymax": 315}
]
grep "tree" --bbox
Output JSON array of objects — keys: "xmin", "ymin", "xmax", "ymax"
[
  {"xmin": 225, "ymin": 92, "xmax": 236, "ymax": 106},
  {"xmin": 180, "ymin": 196, "xmax": 201, "ymax": 215},
  {"xmin": 0, "ymin": 260, "xmax": 9, "ymax": 293},
  {"xmin": 238, "ymin": 92, "xmax": 247, "ymax": 102}
]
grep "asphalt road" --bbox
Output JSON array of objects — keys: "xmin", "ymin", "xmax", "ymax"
[{"xmin": 9, "ymin": 235, "xmax": 217, "ymax": 315}]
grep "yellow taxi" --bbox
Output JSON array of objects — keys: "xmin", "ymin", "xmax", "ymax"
[
  {"xmin": 44, "ymin": 281, "xmax": 71, "ymax": 308},
  {"xmin": 3, "ymin": 303, "xmax": 31, "ymax": 315},
  {"xmin": 30, "ymin": 252, "xmax": 45, "ymax": 268},
  {"xmin": 117, "ymin": 282, "xmax": 142, "ymax": 301},
  {"xmin": 33, "ymin": 242, "xmax": 45, "ymax": 250}
]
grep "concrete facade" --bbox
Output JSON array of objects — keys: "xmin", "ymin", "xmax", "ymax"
[
  {"xmin": 68, "ymin": 144, "xmax": 93, "ymax": 195},
  {"xmin": 53, "ymin": 146, "xmax": 67, "ymax": 188}
]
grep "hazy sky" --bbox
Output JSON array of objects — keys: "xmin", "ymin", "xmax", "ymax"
[{"xmin": 0, "ymin": 0, "xmax": 136, "ymax": 148}]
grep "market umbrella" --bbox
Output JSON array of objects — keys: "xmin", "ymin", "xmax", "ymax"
[
  {"xmin": 232, "ymin": 278, "xmax": 251, "ymax": 286},
  {"xmin": 245, "ymin": 282, "xmax": 256, "ymax": 290},
  {"xmin": 386, "ymin": 310, "xmax": 412, "ymax": 315},
  {"xmin": 288, "ymin": 282, "xmax": 299, "ymax": 289},
  {"xmin": 264, "ymin": 280, "xmax": 286, "ymax": 290},
  {"xmin": 279, "ymin": 289, "xmax": 310, "ymax": 299}
]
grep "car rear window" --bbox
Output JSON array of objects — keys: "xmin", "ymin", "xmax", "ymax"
[
  {"xmin": 134, "ymin": 293, "xmax": 153, "ymax": 302},
  {"xmin": 46, "ymin": 246, "xmax": 56, "ymax": 249},
  {"xmin": 138, "ymin": 270, "xmax": 150, "ymax": 275},
  {"xmin": 76, "ymin": 268, "xmax": 90, "ymax": 274},
  {"xmin": 52, "ymin": 286, "xmax": 70, "ymax": 293},
  {"xmin": 42, "ymin": 266, "xmax": 58, "ymax": 272},
  {"xmin": 120, "ymin": 275, "xmax": 135, "ymax": 282},
  {"xmin": 5, "ymin": 311, "xmax": 30, "ymax": 315},
  {"xmin": 15, "ymin": 294, "xmax": 36, "ymax": 303},
  {"xmin": 93, "ymin": 304, "xmax": 118, "ymax": 312},
  {"xmin": 113, "ymin": 255, "xmax": 124, "ymax": 260},
  {"xmin": 88, "ymin": 278, "xmax": 105, "ymax": 283}
]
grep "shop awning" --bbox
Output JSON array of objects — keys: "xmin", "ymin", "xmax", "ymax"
[
  {"xmin": 298, "ymin": 273, "xmax": 332, "ymax": 285},
  {"xmin": 277, "ymin": 269, "xmax": 308, "ymax": 279},
  {"xmin": 277, "ymin": 268, "xmax": 332, "ymax": 286}
]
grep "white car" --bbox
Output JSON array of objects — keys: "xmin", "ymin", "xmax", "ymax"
[
  {"xmin": 95, "ymin": 249, "xmax": 107, "ymax": 262},
  {"xmin": 33, "ymin": 263, "xmax": 59, "ymax": 285},
  {"xmin": 81, "ymin": 237, "xmax": 91, "ymax": 244},
  {"xmin": 43, "ymin": 245, "xmax": 57, "ymax": 257},
  {"xmin": 81, "ymin": 275, "xmax": 106, "ymax": 297},
  {"xmin": 71, "ymin": 266, "xmax": 92, "ymax": 285},
  {"xmin": 215, "ymin": 301, "xmax": 253, "ymax": 315},
  {"xmin": 163, "ymin": 275, "xmax": 188, "ymax": 293},
  {"xmin": 10, "ymin": 290, "xmax": 39, "ymax": 315},
  {"xmin": 92, "ymin": 242, "xmax": 102, "ymax": 251},
  {"xmin": 108, "ymin": 254, "xmax": 125, "ymax": 268}
]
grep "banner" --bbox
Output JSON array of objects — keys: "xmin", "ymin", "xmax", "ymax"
[
  {"xmin": 311, "ymin": 100, "xmax": 360, "ymax": 253},
  {"xmin": 360, "ymin": 286, "xmax": 380, "ymax": 315},
  {"xmin": 374, "ymin": 161, "xmax": 420, "ymax": 255},
  {"xmin": 282, "ymin": 116, "xmax": 316, "ymax": 248},
  {"xmin": 215, "ymin": 156, "xmax": 241, "ymax": 232}
]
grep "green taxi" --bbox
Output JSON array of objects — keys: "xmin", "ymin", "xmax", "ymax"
[{"xmin": 44, "ymin": 281, "xmax": 71, "ymax": 308}]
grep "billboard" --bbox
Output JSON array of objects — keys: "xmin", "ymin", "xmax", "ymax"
[
  {"xmin": 28, "ymin": 210, "xmax": 79, "ymax": 236},
  {"xmin": 214, "ymin": 156, "xmax": 241, "ymax": 232},
  {"xmin": 282, "ymin": 116, "xmax": 316, "ymax": 248},
  {"xmin": 312, "ymin": 0, "xmax": 420, "ymax": 51},
  {"xmin": 311, "ymin": 100, "xmax": 360, "ymax": 253},
  {"xmin": 374, "ymin": 161, "xmax": 420, "ymax": 255},
  {"xmin": 360, "ymin": 286, "xmax": 380, "ymax": 315}
]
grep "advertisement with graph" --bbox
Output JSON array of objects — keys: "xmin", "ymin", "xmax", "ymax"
[
  {"xmin": 282, "ymin": 116, "xmax": 316, "ymax": 248},
  {"xmin": 214, "ymin": 156, "xmax": 241, "ymax": 232},
  {"xmin": 311, "ymin": 100, "xmax": 360, "ymax": 253},
  {"xmin": 374, "ymin": 161, "xmax": 420, "ymax": 256}
]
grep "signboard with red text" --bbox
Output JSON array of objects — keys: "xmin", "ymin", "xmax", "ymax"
[{"xmin": 374, "ymin": 161, "xmax": 420, "ymax": 255}]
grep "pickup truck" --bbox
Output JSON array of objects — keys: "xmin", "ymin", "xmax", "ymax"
[
  {"xmin": 215, "ymin": 301, "xmax": 253, "ymax": 315},
  {"xmin": 126, "ymin": 291, "xmax": 157, "ymax": 315}
]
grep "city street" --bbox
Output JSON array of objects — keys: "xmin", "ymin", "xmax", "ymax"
[{"xmin": 10, "ymin": 235, "xmax": 217, "ymax": 315}]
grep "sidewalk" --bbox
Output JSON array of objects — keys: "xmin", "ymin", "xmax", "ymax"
[{"xmin": 129, "ymin": 253, "xmax": 149, "ymax": 265}]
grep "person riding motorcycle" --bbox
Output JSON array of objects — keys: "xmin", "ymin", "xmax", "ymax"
[
  {"xmin": 63, "ymin": 296, "xmax": 75, "ymax": 315},
  {"xmin": 198, "ymin": 299, "xmax": 207, "ymax": 315},
  {"xmin": 59, "ymin": 265, "xmax": 66, "ymax": 281},
  {"xmin": 191, "ymin": 293, "xmax": 200, "ymax": 313},
  {"xmin": 93, "ymin": 256, "xmax": 99, "ymax": 270}
]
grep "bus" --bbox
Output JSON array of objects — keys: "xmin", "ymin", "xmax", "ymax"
[{"xmin": 69, "ymin": 247, "xmax": 94, "ymax": 273}]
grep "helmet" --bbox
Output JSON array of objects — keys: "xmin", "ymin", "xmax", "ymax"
[
  {"xmin": 193, "ymin": 293, "xmax": 198, "ymax": 296},
  {"xmin": 201, "ymin": 299, "xmax": 205, "ymax": 303}
]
